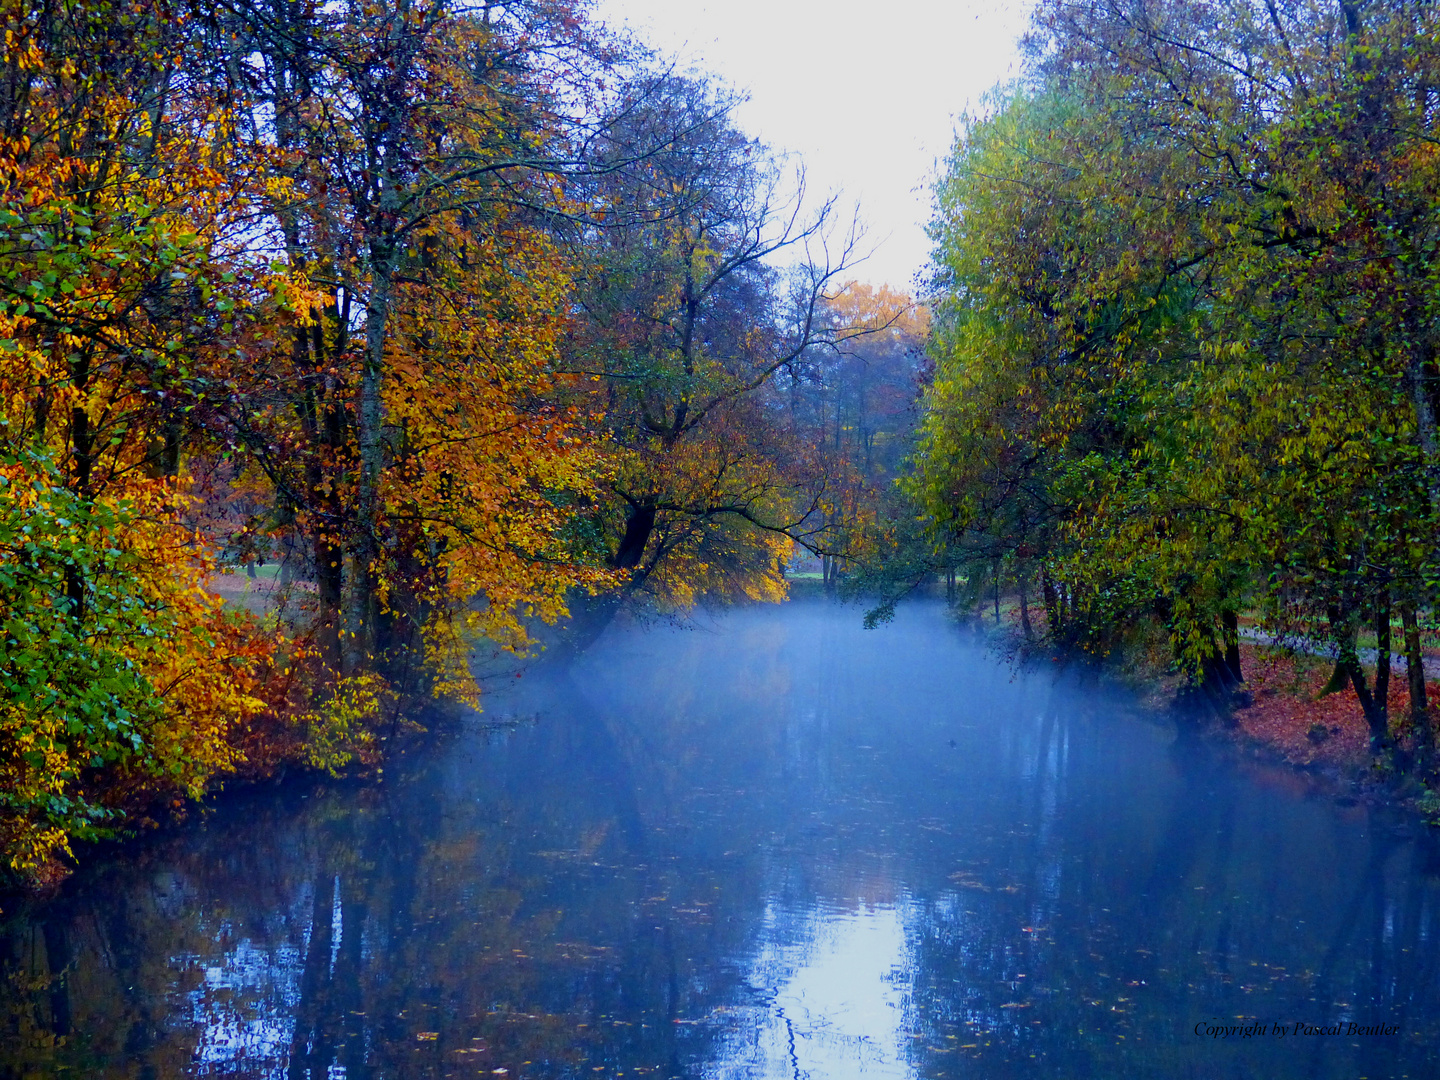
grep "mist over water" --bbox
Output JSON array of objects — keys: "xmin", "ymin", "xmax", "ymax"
[{"xmin": 2, "ymin": 601, "xmax": 1439, "ymax": 1078}]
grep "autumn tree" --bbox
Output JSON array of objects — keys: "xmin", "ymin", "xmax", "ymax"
[
  {"xmin": 0, "ymin": 0, "xmax": 288, "ymax": 871},
  {"xmin": 917, "ymin": 0, "xmax": 1440, "ymax": 759},
  {"xmin": 555, "ymin": 73, "xmax": 863, "ymax": 654},
  {"xmin": 780, "ymin": 282, "xmax": 928, "ymax": 593},
  {"xmin": 199, "ymin": 0, "xmax": 643, "ymax": 688},
  {"xmin": 0, "ymin": 0, "xmax": 651, "ymax": 873}
]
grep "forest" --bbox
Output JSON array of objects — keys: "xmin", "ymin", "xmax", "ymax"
[
  {"xmin": 0, "ymin": 0, "xmax": 927, "ymax": 879},
  {"xmin": 909, "ymin": 0, "xmax": 1440, "ymax": 783},
  {"xmin": 5, "ymin": 0, "xmax": 1440, "ymax": 884}
]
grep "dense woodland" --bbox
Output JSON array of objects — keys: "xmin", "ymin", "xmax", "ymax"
[
  {"xmin": 0, "ymin": 0, "xmax": 927, "ymax": 877},
  {"xmin": 908, "ymin": 0, "xmax": 1440, "ymax": 775},
  {"xmin": 5, "ymin": 0, "xmax": 1440, "ymax": 882}
]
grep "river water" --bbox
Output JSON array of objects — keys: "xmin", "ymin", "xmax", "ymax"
[{"xmin": 2, "ymin": 602, "xmax": 1438, "ymax": 1079}]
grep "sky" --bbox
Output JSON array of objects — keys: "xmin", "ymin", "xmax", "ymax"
[{"xmin": 590, "ymin": 0, "xmax": 1033, "ymax": 293}]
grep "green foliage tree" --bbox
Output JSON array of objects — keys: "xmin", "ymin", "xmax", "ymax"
[{"xmin": 918, "ymin": 0, "xmax": 1440, "ymax": 763}]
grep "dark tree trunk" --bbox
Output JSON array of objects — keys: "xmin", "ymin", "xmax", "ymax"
[
  {"xmin": 42, "ymin": 920, "xmax": 70, "ymax": 1038},
  {"xmin": 1221, "ymin": 608, "xmax": 1243, "ymax": 684},
  {"xmin": 1019, "ymin": 570, "xmax": 1034, "ymax": 641},
  {"xmin": 1406, "ymin": 315, "xmax": 1440, "ymax": 526},
  {"xmin": 33, "ymin": 377, "xmax": 50, "ymax": 443},
  {"xmin": 542, "ymin": 500, "xmax": 659, "ymax": 666},
  {"xmin": 1330, "ymin": 604, "xmax": 1391, "ymax": 754},
  {"xmin": 1401, "ymin": 602, "xmax": 1430, "ymax": 763},
  {"xmin": 1174, "ymin": 618, "xmax": 1241, "ymax": 721},
  {"xmin": 65, "ymin": 352, "xmax": 94, "ymax": 623},
  {"xmin": 315, "ymin": 533, "xmax": 345, "ymax": 671},
  {"xmin": 1042, "ymin": 569, "xmax": 1058, "ymax": 633},
  {"xmin": 614, "ymin": 502, "xmax": 657, "ymax": 569},
  {"xmin": 1374, "ymin": 587, "xmax": 1392, "ymax": 730},
  {"xmin": 1200, "ymin": 648, "xmax": 1237, "ymax": 708},
  {"xmin": 346, "ymin": 250, "xmax": 394, "ymax": 672},
  {"xmin": 161, "ymin": 415, "xmax": 180, "ymax": 477}
]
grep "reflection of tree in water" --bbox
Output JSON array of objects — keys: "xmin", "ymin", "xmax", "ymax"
[
  {"xmin": 0, "ymin": 676, "xmax": 784, "ymax": 1078},
  {"xmin": 901, "ymin": 698, "xmax": 1440, "ymax": 1080},
  {"xmin": 0, "ymin": 607, "xmax": 909, "ymax": 1078},
  {"xmin": 5, "ymin": 605, "xmax": 1440, "ymax": 1080}
]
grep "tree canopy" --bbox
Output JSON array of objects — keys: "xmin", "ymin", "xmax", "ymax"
[
  {"xmin": 0, "ymin": 0, "xmax": 864, "ymax": 876},
  {"xmin": 915, "ymin": 0, "xmax": 1440, "ymax": 762}
]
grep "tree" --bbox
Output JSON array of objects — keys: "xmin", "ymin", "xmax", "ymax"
[
  {"xmin": 0, "ymin": 0, "xmax": 278, "ymax": 871},
  {"xmin": 916, "ymin": 0, "xmax": 1440, "ymax": 759},
  {"xmin": 555, "ymin": 74, "xmax": 863, "ymax": 653},
  {"xmin": 781, "ymin": 282, "xmax": 928, "ymax": 595},
  {"xmin": 200, "ymin": 0, "xmax": 637, "ymax": 686}
]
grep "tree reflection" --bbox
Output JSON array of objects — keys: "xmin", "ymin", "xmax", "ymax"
[
  {"xmin": 901, "ymin": 699, "xmax": 1440, "ymax": 1080},
  {"xmin": 1, "ymin": 604, "xmax": 1439, "ymax": 1080}
]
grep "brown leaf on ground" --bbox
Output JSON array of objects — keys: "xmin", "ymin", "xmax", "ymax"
[{"xmin": 1231, "ymin": 644, "xmax": 1428, "ymax": 774}]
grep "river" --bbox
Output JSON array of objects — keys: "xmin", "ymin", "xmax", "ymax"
[{"xmin": 1, "ymin": 601, "xmax": 1437, "ymax": 1079}]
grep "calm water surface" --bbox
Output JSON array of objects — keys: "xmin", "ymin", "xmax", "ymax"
[{"xmin": 2, "ymin": 602, "xmax": 1439, "ymax": 1079}]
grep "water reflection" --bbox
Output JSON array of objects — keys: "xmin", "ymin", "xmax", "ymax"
[
  {"xmin": 723, "ymin": 900, "xmax": 914, "ymax": 1080},
  {"xmin": 1, "ymin": 602, "xmax": 1438, "ymax": 1079}
]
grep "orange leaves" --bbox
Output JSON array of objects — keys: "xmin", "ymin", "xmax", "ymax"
[
  {"xmin": 379, "ymin": 216, "xmax": 618, "ymax": 667},
  {"xmin": 0, "ymin": 0, "xmax": 296, "ymax": 874},
  {"xmin": 0, "ymin": 452, "xmax": 269, "ymax": 872}
]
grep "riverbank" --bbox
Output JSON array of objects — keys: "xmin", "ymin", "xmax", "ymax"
[
  {"xmin": 1220, "ymin": 644, "xmax": 1437, "ymax": 805},
  {"xmin": 951, "ymin": 594, "xmax": 1440, "ymax": 821},
  {"xmin": 1111, "ymin": 637, "xmax": 1438, "ymax": 819}
]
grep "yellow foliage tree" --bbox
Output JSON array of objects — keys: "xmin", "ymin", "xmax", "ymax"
[{"xmin": 0, "ymin": 0, "xmax": 289, "ymax": 872}]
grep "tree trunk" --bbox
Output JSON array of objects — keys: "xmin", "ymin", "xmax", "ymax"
[
  {"xmin": 1019, "ymin": 570, "xmax": 1034, "ymax": 641},
  {"xmin": 1401, "ymin": 601, "xmax": 1430, "ymax": 764},
  {"xmin": 1042, "ymin": 569, "xmax": 1058, "ymax": 634},
  {"xmin": 277, "ymin": 193, "xmax": 348, "ymax": 669},
  {"xmin": 992, "ymin": 560, "xmax": 1001, "ymax": 625},
  {"xmin": 1199, "ymin": 647, "xmax": 1237, "ymax": 710},
  {"xmin": 1221, "ymin": 608, "xmax": 1243, "ymax": 684},
  {"xmin": 1405, "ymin": 318, "xmax": 1440, "ymax": 521},
  {"xmin": 543, "ymin": 501, "xmax": 662, "ymax": 666},
  {"xmin": 346, "ymin": 250, "xmax": 394, "ymax": 672},
  {"xmin": 161, "ymin": 414, "xmax": 181, "ymax": 477},
  {"xmin": 65, "ymin": 351, "xmax": 94, "ymax": 622},
  {"xmin": 1374, "ymin": 587, "xmax": 1392, "ymax": 731},
  {"xmin": 1330, "ymin": 603, "xmax": 1390, "ymax": 754},
  {"xmin": 42, "ymin": 920, "xmax": 71, "ymax": 1039},
  {"xmin": 614, "ymin": 502, "xmax": 657, "ymax": 569}
]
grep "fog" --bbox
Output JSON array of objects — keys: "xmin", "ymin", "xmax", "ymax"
[{"xmin": 2, "ymin": 601, "xmax": 1438, "ymax": 1078}]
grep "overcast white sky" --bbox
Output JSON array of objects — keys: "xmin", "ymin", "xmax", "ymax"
[{"xmin": 591, "ymin": 0, "xmax": 1033, "ymax": 293}]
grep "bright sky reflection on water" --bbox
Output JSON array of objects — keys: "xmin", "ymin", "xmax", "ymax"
[
  {"xmin": 3, "ymin": 602, "xmax": 1440, "ymax": 1079},
  {"xmin": 755, "ymin": 901, "xmax": 913, "ymax": 1079}
]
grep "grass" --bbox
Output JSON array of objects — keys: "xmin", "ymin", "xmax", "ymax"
[{"xmin": 226, "ymin": 562, "xmax": 284, "ymax": 581}]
